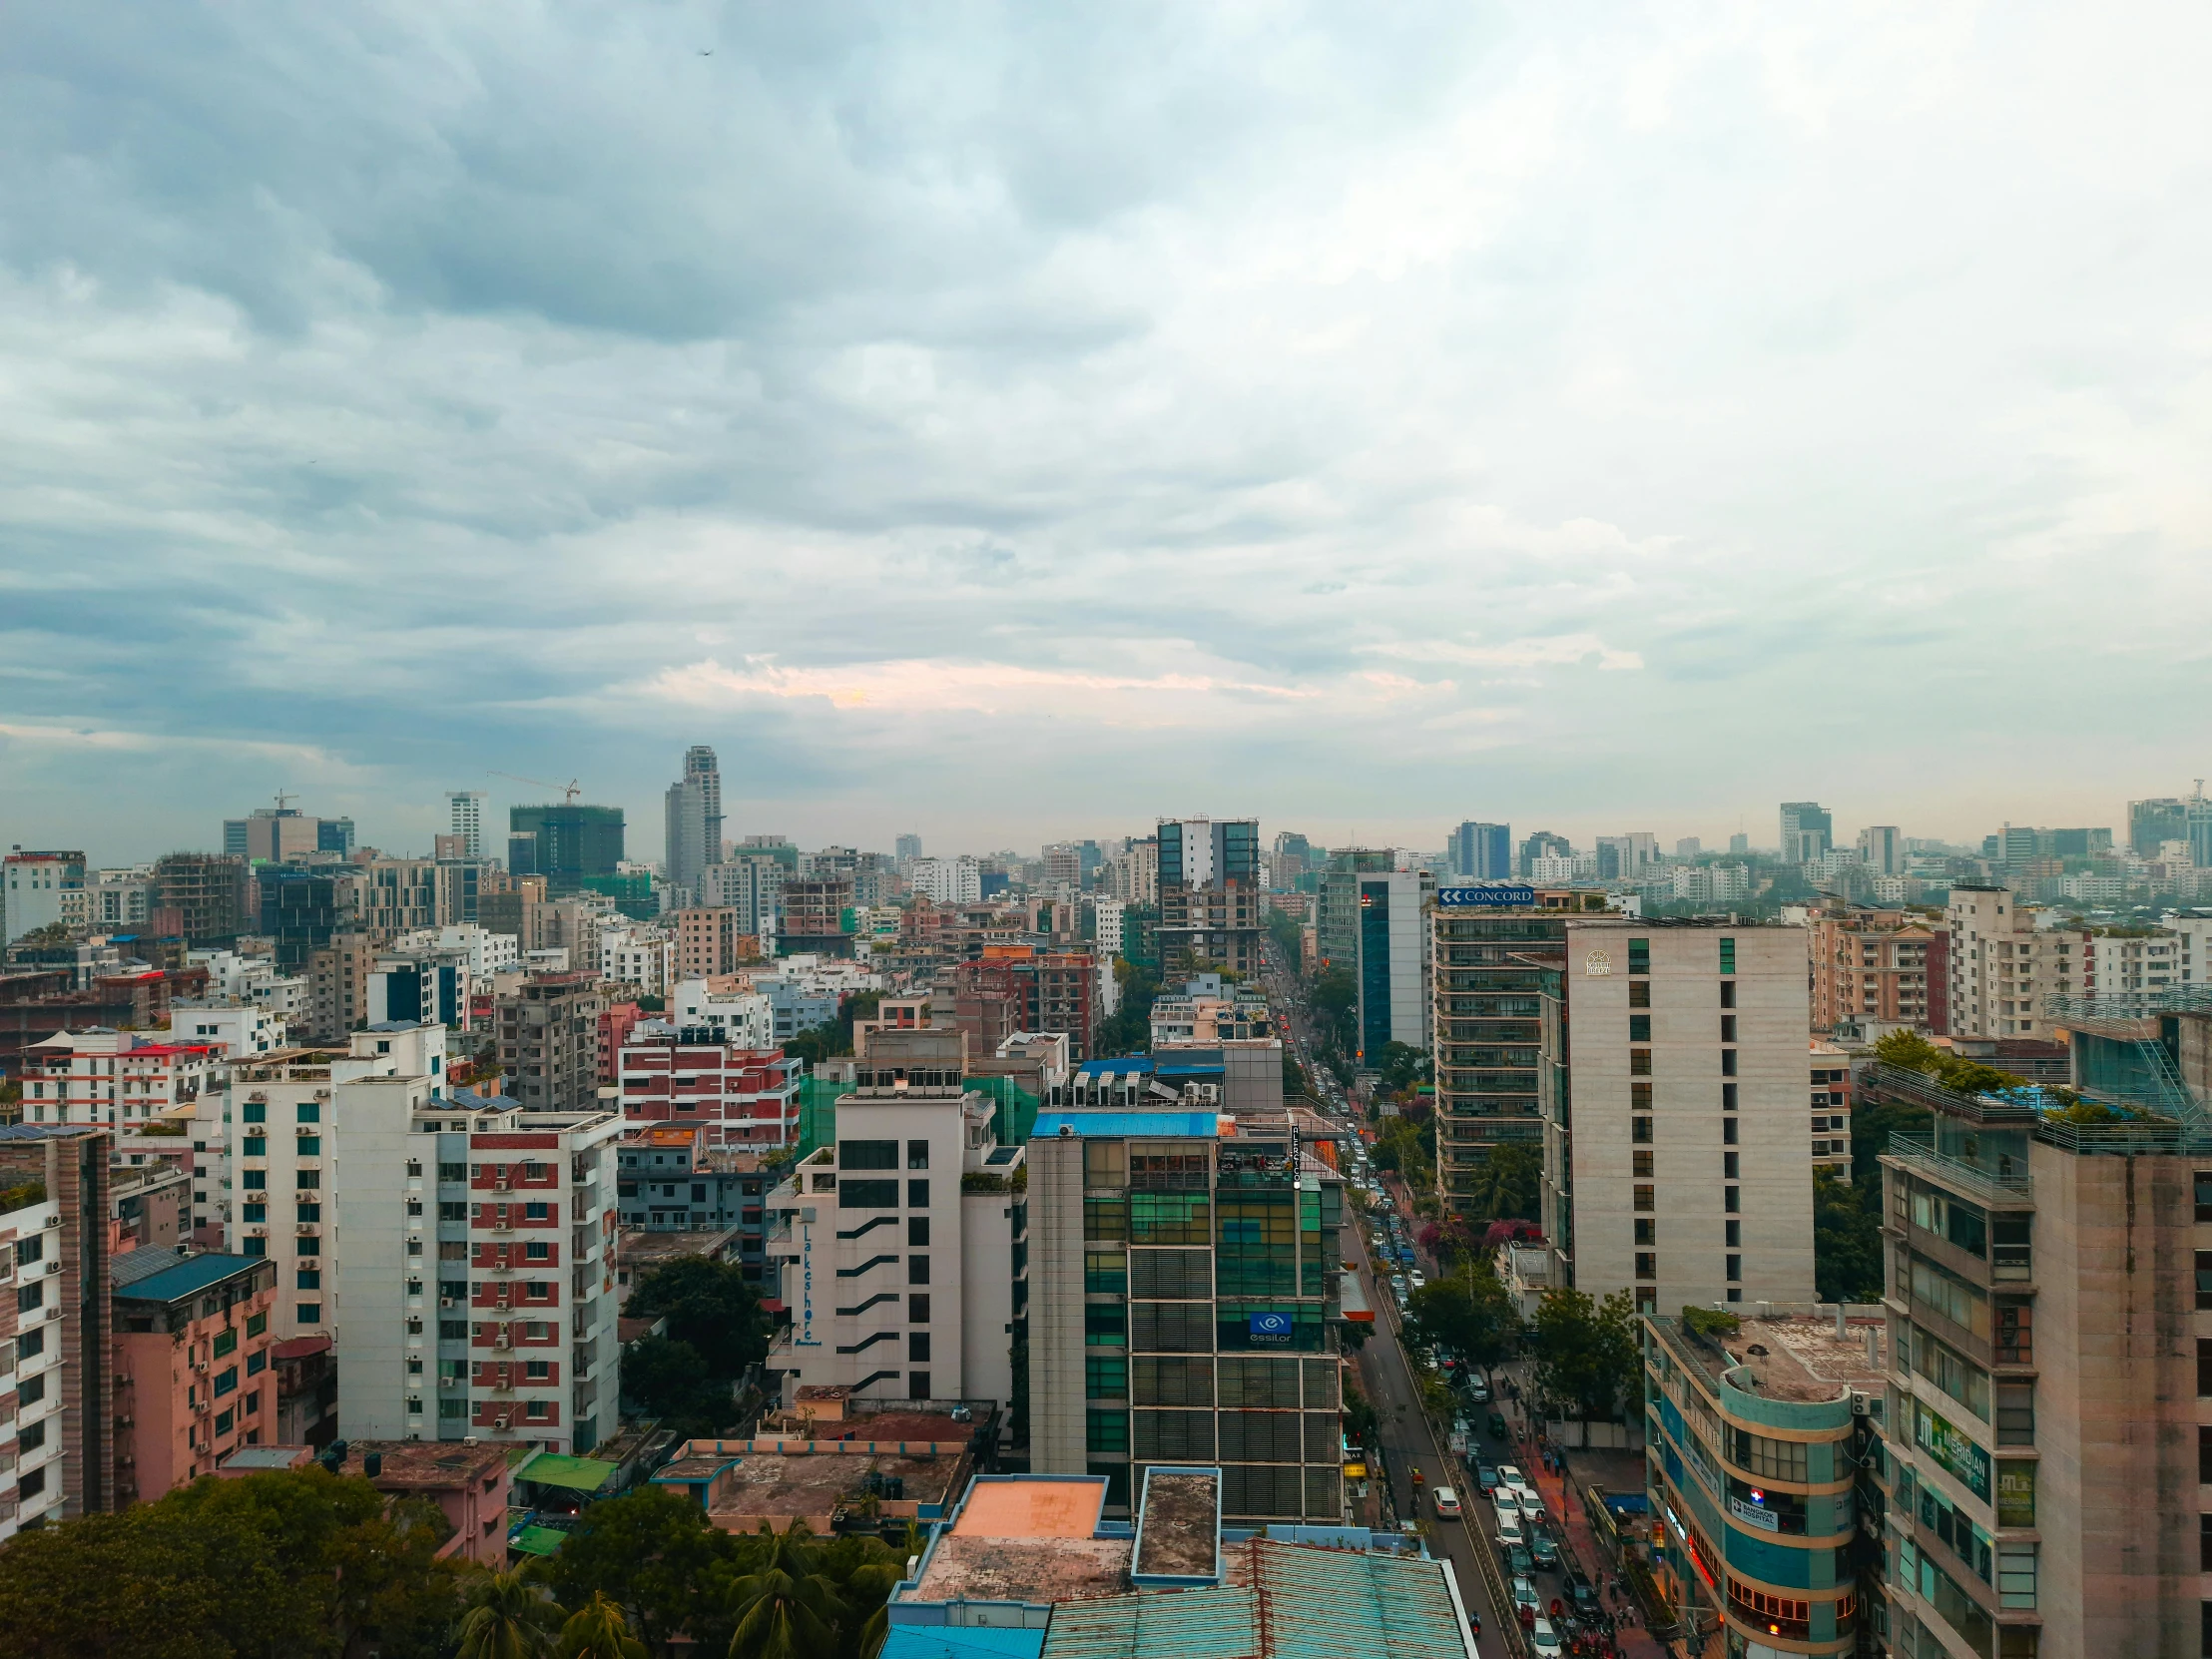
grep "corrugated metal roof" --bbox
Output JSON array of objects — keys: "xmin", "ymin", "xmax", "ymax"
[
  {"xmin": 112, "ymin": 1253, "xmax": 266, "ymax": 1306},
  {"xmin": 1039, "ymin": 1541, "xmax": 1468, "ymax": 1659},
  {"xmin": 1030, "ymin": 1112, "xmax": 1217, "ymax": 1141}
]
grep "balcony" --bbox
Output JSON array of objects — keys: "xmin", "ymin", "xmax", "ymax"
[{"xmin": 1884, "ymin": 1131, "xmax": 2032, "ymax": 1207}]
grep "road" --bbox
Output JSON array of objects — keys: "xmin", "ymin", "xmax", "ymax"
[{"xmin": 1340, "ymin": 1203, "xmax": 1519, "ymax": 1656}]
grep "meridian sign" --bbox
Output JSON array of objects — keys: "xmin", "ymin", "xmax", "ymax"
[{"xmin": 1437, "ymin": 884, "xmax": 1537, "ymax": 907}]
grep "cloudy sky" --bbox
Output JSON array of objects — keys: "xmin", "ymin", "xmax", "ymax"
[{"xmin": 5, "ymin": 2, "xmax": 2209, "ymax": 864}]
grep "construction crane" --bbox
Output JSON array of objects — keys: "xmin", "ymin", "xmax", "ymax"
[{"xmin": 488, "ymin": 770, "xmax": 583, "ymax": 806}]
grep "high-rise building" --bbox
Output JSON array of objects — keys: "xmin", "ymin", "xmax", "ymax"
[
  {"xmin": 1728, "ymin": 831, "xmax": 1750, "ymax": 855},
  {"xmin": 615, "ymin": 1023, "xmax": 801, "ymax": 1151},
  {"xmin": 507, "ymin": 804, "xmax": 624, "ymax": 895},
  {"xmin": 1537, "ymin": 918, "xmax": 1815, "ymax": 1313},
  {"xmin": 1808, "ymin": 903, "xmax": 1945, "ymax": 1033},
  {"xmin": 908, "ymin": 856, "xmax": 982, "ymax": 906},
  {"xmin": 1314, "ymin": 847, "xmax": 1393, "ymax": 974},
  {"xmin": 1430, "ymin": 887, "xmax": 1614, "ymax": 1217},
  {"xmin": 112, "ymin": 1249, "xmax": 278, "ymax": 1502},
  {"xmin": 1446, "ymin": 822, "xmax": 1512, "ymax": 881},
  {"xmin": 895, "ymin": 833, "xmax": 923, "ymax": 862},
  {"xmin": 446, "ymin": 791, "xmax": 486, "ymax": 859},
  {"xmin": 663, "ymin": 746, "xmax": 724, "ymax": 901},
  {"xmin": 496, "ymin": 974, "xmax": 606, "ymax": 1113},
  {"xmin": 765, "ymin": 1029, "xmax": 1027, "ymax": 1413},
  {"xmin": 3, "ymin": 850, "xmax": 86, "ymax": 944},
  {"xmin": 1595, "ymin": 832, "xmax": 1660, "ymax": 880},
  {"xmin": 0, "ymin": 1124, "xmax": 114, "ymax": 1534},
  {"xmin": 1858, "ymin": 825, "xmax": 1906, "ymax": 875},
  {"xmin": 2129, "ymin": 796, "xmax": 2190, "ymax": 856},
  {"xmin": 331, "ymin": 1072, "xmax": 622, "ymax": 1454},
  {"xmin": 1517, "ymin": 830, "xmax": 1572, "ymax": 876},
  {"xmin": 701, "ymin": 854, "xmax": 786, "ymax": 937},
  {"xmin": 779, "ymin": 876, "xmax": 855, "ymax": 958},
  {"xmin": 672, "ymin": 906, "xmax": 755, "ymax": 979},
  {"xmin": 1353, "ymin": 868, "xmax": 1434, "ymax": 1064},
  {"xmin": 152, "ymin": 852, "xmax": 251, "ymax": 946},
  {"xmin": 1866, "ymin": 1003, "xmax": 2212, "ymax": 1659},
  {"xmin": 1027, "ymin": 1103, "xmax": 1346, "ymax": 1523},
  {"xmin": 1780, "ymin": 803, "xmax": 1834, "ymax": 865},
  {"xmin": 1157, "ymin": 819, "xmax": 1261, "ymax": 978},
  {"xmin": 1674, "ymin": 836, "xmax": 1702, "ymax": 858},
  {"xmin": 260, "ymin": 864, "xmax": 362, "ymax": 971}
]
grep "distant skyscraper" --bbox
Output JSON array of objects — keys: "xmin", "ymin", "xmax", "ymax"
[
  {"xmin": 1729, "ymin": 832, "xmax": 1750, "ymax": 855},
  {"xmin": 895, "ymin": 832, "xmax": 923, "ymax": 861},
  {"xmin": 1517, "ymin": 830, "xmax": 1572, "ymax": 876},
  {"xmin": 509, "ymin": 804, "xmax": 624, "ymax": 895},
  {"xmin": 1858, "ymin": 826, "xmax": 1905, "ymax": 875},
  {"xmin": 1157, "ymin": 818, "xmax": 1262, "ymax": 976},
  {"xmin": 1674, "ymin": 836, "xmax": 1701, "ymax": 858},
  {"xmin": 1447, "ymin": 822, "xmax": 1512, "ymax": 880},
  {"xmin": 2129, "ymin": 797, "xmax": 2190, "ymax": 856},
  {"xmin": 663, "ymin": 746, "xmax": 723, "ymax": 899},
  {"xmin": 1779, "ymin": 803, "xmax": 1833, "ymax": 864},
  {"xmin": 445, "ymin": 791, "xmax": 485, "ymax": 859}
]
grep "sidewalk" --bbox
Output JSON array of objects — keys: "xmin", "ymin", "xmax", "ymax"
[{"xmin": 1510, "ymin": 1408, "xmax": 1665, "ymax": 1659}]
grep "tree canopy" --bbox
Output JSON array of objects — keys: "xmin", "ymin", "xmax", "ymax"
[
  {"xmin": 1526, "ymin": 1286, "xmax": 1641, "ymax": 1421},
  {"xmin": 624, "ymin": 1255, "xmax": 770, "ymax": 1381},
  {"xmin": 1459, "ymin": 1143, "xmax": 1541, "ymax": 1222},
  {"xmin": 1405, "ymin": 1265, "xmax": 1520, "ymax": 1370}
]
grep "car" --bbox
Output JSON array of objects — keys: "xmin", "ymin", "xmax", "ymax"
[
  {"xmin": 1563, "ymin": 1572, "xmax": 1599, "ymax": 1616},
  {"xmin": 1530, "ymin": 1533, "xmax": 1560, "ymax": 1570},
  {"xmin": 1529, "ymin": 1617, "xmax": 1563, "ymax": 1657},
  {"xmin": 1431, "ymin": 1486, "xmax": 1461, "ymax": 1518},
  {"xmin": 1494, "ymin": 1509, "xmax": 1525, "ymax": 1550},
  {"xmin": 1494, "ymin": 1464, "xmax": 1525, "ymax": 1494},
  {"xmin": 1465, "ymin": 1379, "xmax": 1491, "ymax": 1403},
  {"xmin": 1408, "ymin": 1271, "xmax": 1427, "ymax": 1290},
  {"xmin": 1516, "ymin": 1487, "xmax": 1549, "ymax": 1525},
  {"xmin": 1487, "ymin": 1412, "xmax": 1509, "ymax": 1439},
  {"xmin": 1507, "ymin": 1543, "xmax": 1533, "ymax": 1579},
  {"xmin": 1389, "ymin": 1275, "xmax": 1408, "ymax": 1297},
  {"xmin": 1510, "ymin": 1576, "xmax": 1542, "ymax": 1620},
  {"xmin": 1475, "ymin": 1463, "xmax": 1499, "ymax": 1496}
]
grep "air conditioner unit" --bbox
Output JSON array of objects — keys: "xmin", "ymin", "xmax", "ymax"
[
  {"xmin": 44, "ymin": 1262, "xmax": 59, "ymax": 1276},
  {"xmin": 1851, "ymin": 1392, "xmax": 1873, "ymax": 1416},
  {"xmin": 117, "ymin": 1415, "xmax": 133, "ymax": 1428},
  {"xmin": 439, "ymin": 1297, "xmax": 455, "ymax": 1309},
  {"xmin": 493, "ymin": 1181, "xmax": 510, "ymax": 1194},
  {"xmin": 493, "ymin": 1415, "xmax": 511, "ymax": 1431}
]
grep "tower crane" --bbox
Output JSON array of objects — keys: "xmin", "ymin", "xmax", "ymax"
[{"xmin": 488, "ymin": 770, "xmax": 583, "ymax": 805}]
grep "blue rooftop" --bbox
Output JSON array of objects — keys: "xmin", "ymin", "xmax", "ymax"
[
  {"xmin": 113, "ymin": 1253, "xmax": 267, "ymax": 1306},
  {"xmin": 1076, "ymin": 1057, "xmax": 1156, "ymax": 1077},
  {"xmin": 882, "ymin": 1630, "xmax": 1045, "ymax": 1659},
  {"xmin": 1032, "ymin": 1111, "xmax": 1218, "ymax": 1140}
]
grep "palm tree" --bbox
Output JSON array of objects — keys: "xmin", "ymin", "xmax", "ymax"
[
  {"xmin": 725, "ymin": 1525, "xmax": 847, "ymax": 1659},
  {"xmin": 454, "ymin": 1568, "xmax": 566, "ymax": 1659},
  {"xmin": 557, "ymin": 1591, "xmax": 648, "ymax": 1659}
]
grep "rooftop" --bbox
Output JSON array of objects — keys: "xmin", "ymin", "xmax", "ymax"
[
  {"xmin": 112, "ymin": 1250, "xmax": 267, "ymax": 1306},
  {"xmin": 1133, "ymin": 1470, "xmax": 1219, "ymax": 1580},
  {"xmin": 1654, "ymin": 1313, "xmax": 1888, "ymax": 1403},
  {"xmin": 1031, "ymin": 1111, "xmax": 1220, "ymax": 1140},
  {"xmin": 708, "ymin": 1448, "xmax": 963, "ymax": 1528},
  {"xmin": 910, "ymin": 1477, "xmax": 1128, "ymax": 1608},
  {"xmin": 615, "ymin": 1227, "xmax": 740, "ymax": 1268},
  {"xmin": 349, "ymin": 1439, "xmax": 509, "ymax": 1489}
]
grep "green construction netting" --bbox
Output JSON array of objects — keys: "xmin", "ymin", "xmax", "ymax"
[
  {"xmin": 797, "ymin": 1073, "xmax": 1040, "ymax": 1155},
  {"xmin": 798, "ymin": 1076, "xmax": 853, "ymax": 1157},
  {"xmin": 967, "ymin": 1074, "xmax": 1042, "ymax": 1147}
]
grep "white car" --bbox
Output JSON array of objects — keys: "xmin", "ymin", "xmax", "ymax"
[
  {"xmin": 1408, "ymin": 1271, "xmax": 1427, "ymax": 1290},
  {"xmin": 1516, "ymin": 1486, "xmax": 1550, "ymax": 1525},
  {"xmin": 1529, "ymin": 1617, "xmax": 1562, "ymax": 1657},
  {"xmin": 1494, "ymin": 1508, "xmax": 1525, "ymax": 1549},
  {"xmin": 1494, "ymin": 1463, "xmax": 1526, "ymax": 1495},
  {"xmin": 1510, "ymin": 1576, "xmax": 1541, "ymax": 1619}
]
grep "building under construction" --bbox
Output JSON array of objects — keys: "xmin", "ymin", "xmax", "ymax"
[{"xmin": 151, "ymin": 852, "xmax": 250, "ymax": 946}]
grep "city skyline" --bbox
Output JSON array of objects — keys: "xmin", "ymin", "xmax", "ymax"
[{"xmin": 5, "ymin": 8, "xmax": 2211, "ymax": 852}]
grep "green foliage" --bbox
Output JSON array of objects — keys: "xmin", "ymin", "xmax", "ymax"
[
  {"xmin": 1375, "ymin": 1041, "xmax": 1430, "ymax": 1095},
  {"xmin": 455, "ymin": 1569, "xmax": 565, "ymax": 1659},
  {"xmin": 1678, "ymin": 1306, "xmax": 1740, "ymax": 1340},
  {"xmin": 1527, "ymin": 1286, "xmax": 1641, "ymax": 1421},
  {"xmin": 558, "ymin": 1592, "xmax": 650, "ymax": 1659},
  {"xmin": 1368, "ymin": 1114, "xmax": 1434, "ymax": 1189},
  {"xmin": 1405, "ymin": 1265, "xmax": 1520, "ymax": 1370},
  {"xmin": 1342, "ymin": 1378, "xmax": 1379, "ymax": 1446},
  {"xmin": 623, "ymin": 1335, "xmax": 733, "ymax": 1433},
  {"xmin": 1813, "ymin": 1172, "xmax": 1885, "ymax": 1305},
  {"xmin": 1874, "ymin": 1029, "xmax": 2028, "ymax": 1096},
  {"xmin": 1092, "ymin": 957, "xmax": 1163, "ymax": 1058},
  {"xmin": 0, "ymin": 1178, "xmax": 48, "ymax": 1217},
  {"xmin": 0, "ymin": 1466, "xmax": 463, "ymax": 1659},
  {"xmin": 1458, "ymin": 1143, "xmax": 1541, "ymax": 1222},
  {"xmin": 545, "ymin": 1488, "xmax": 733, "ymax": 1657},
  {"xmin": 624, "ymin": 1256, "xmax": 770, "ymax": 1380},
  {"xmin": 2044, "ymin": 1096, "xmax": 2131, "ymax": 1125},
  {"xmin": 1264, "ymin": 905, "xmax": 1304, "ymax": 963}
]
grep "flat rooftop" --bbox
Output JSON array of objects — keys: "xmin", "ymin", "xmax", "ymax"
[
  {"xmin": 709, "ymin": 1449, "xmax": 962, "ymax": 1525},
  {"xmin": 616, "ymin": 1227, "xmax": 739, "ymax": 1267},
  {"xmin": 348, "ymin": 1439, "xmax": 508, "ymax": 1488},
  {"xmin": 1133, "ymin": 1472, "xmax": 1218, "ymax": 1578},
  {"xmin": 1659, "ymin": 1313, "xmax": 1887, "ymax": 1403},
  {"xmin": 952, "ymin": 1477, "xmax": 1105, "ymax": 1540}
]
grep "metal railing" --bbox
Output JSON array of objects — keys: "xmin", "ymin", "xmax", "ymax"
[{"xmin": 1883, "ymin": 1131, "xmax": 2033, "ymax": 1205}]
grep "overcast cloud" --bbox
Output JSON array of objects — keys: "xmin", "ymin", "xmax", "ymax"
[{"xmin": 4, "ymin": 2, "xmax": 2210, "ymax": 860}]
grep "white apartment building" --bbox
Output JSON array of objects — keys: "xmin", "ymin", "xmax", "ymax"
[
  {"xmin": 0, "ymin": 1190, "xmax": 66, "ymax": 1539},
  {"xmin": 172, "ymin": 1001, "xmax": 288, "ymax": 1059},
  {"xmin": 2, "ymin": 851, "xmax": 84, "ymax": 944},
  {"xmin": 909, "ymin": 855, "xmax": 983, "ymax": 906},
  {"xmin": 17, "ymin": 1029, "xmax": 222, "ymax": 1129},
  {"xmin": 188, "ymin": 951, "xmax": 308, "ymax": 1024},
  {"xmin": 599, "ymin": 926, "xmax": 675, "ymax": 995},
  {"xmin": 389, "ymin": 924, "xmax": 521, "ymax": 977},
  {"xmin": 336, "ymin": 1086, "xmax": 621, "ymax": 1455},
  {"xmin": 766, "ymin": 1035, "xmax": 1025, "ymax": 1413},
  {"xmin": 1946, "ymin": 885, "xmax": 2189, "ymax": 1034},
  {"xmin": 700, "ymin": 855, "xmax": 785, "ymax": 939},
  {"xmin": 220, "ymin": 1024, "xmax": 450, "ymax": 1345},
  {"xmin": 670, "ymin": 976, "xmax": 775, "ymax": 1048},
  {"xmin": 86, "ymin": 867, "xmax": 157, "ymax": 929},
  {"xmin": 1540, "ymin": 918, "xmax": 1815, "ymax": 1314},
  {"xmin": 446, "ymin": 791, "xmax": 486, "ymax": 860},
  {"xmin": 1093, "ymin": 897, "xmax": 1126, "ymax": 958}
]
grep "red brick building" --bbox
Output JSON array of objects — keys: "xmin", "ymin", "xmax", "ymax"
[{"xmin": 616, "ymin": 1030, "xmax": 802, "ymax": 1148}]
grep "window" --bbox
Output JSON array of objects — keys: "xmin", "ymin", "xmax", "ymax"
[
  {"xmin": 908, "ymin": 1293, "xmax": 931, "ymax": 1325},
  {"xmin": 1630, "ymin": 1050, "xmax": 1652, "ymax": 1076},
  {"xmin": 525, "ymin": 1359, "xmax": 552, "ymax": 1380},
  {"xmin": 296, "ymin": 1270, "xmax": 321, "ymax": 1291},
  {"xmin": 1632, "ymin": 1117, "xmax": 1653, "ymax": 1143},
  {"xmin": 17, "ymin": 1282, "xmax": 42, "ymax": 1315},
  {"xmin": 1634, "ymin": 1219, "xmax": 1656, "ymax": 1246},
  {"xmin": 1722, "ymin": 1083, "xmax": 1738, "ymax": 1111},
  {"xmin": 246, "ymin": 1311, "xmax": 267, "ymax": 1338},
  {"xmin": 439, "ymin": 1201, "xmax": 467, "ymax": 1221},
  {"xmin": 296, "ymin": 1102, "xmax": 319, "ymax": 1124},
  {"xmin": 1726, "ymin": 1254, "xmax": 1742, "ymax": 1282},
  {"xmin": 1723, "ymin": 1118, "xmax": 1739, "ymax": 1145},
  {"xmin": 907, "ymin": 1255, "xmax": 930, "ymax": 1285},
  {"xmin": 17, "ymin": 1330, "xmax": 42, "ymax": 1364},
  {"xmin": 213, "ymin": 1329, "xmax": 238, "ymax": 1358},
  {"xmin": 1633, "ymin": 1185, "xmax": 1654, "ymax": 1213},
  {"xmin": 907, "ymin": 1217, "xmax": 929, "ymax": 1247},
  {"xmin": 1720, "ymin": 980, "xmax": 1736, "ymax": 1007},
  {"xmin": 294, "ymin": 1170, "xmax": 319, "ymax": 1190},
  {"xmin": 213, "ymin": 1366, "xmax": 239, "ymax": 1397},
  {"xmin": 243, "ymin": 1170, "xmax": 268, "ymax": 1190},
  {"xmin": 1628, "ymin": 1015, "xmax": 1651, "ymax": 1041},
  {"xmin": 1633, "ymin": 1151, "xmax": 1654, "ymax": 1178},
  {"xmin": 1634, "ymin": 1252, "xmax": 1657, "ymax": 1281},
  {"xmin": 1721, "ymin": 1050, "xmax": 1738, "ymax": 1076},
  {"xmin": 2197, "ymin": 1250, "xmax": 2212, "ymax": 1312},
  {"xmin": 1085, "ymin": 1251, "xmax": 1127, "ymax": 1294},
  {"xmin": 297, "ymin": 1304, "xmax": 321, "ymax": 1323},
  {"xmin": 1725, "ymin": 1220, "xmax": 1741, "ymax": 1248},
  {"xmin": 1719, "ymin": 937, "xmax": 1736, "ymax": 974},
  {"xmin": 839, "ymin": 1140, "xmax": 898, "ymax": 1169},
  {"xmin": 1084, "ymin": 1196, "xmax": 1127, "ymax": 1240},
  {"xmin": 1724, "ymin": 1186, "xmax": 1740, "ymax": 1213},
  {"xmin": 1720, "ymin": 1016, "xmax": 1737, "ymax": 1043},
  {"xmin": 1628, "ymin": 981, "xmax": 1651, "ymax": 1008},
  {"xmin": 838, "ymin": 1180, "xmax": 898, "ymax": 1210},
  {"xmin": 1729, "ymin": 1426, "xmax": 1809, "ymax": 1481},
  {"xmin": 907, "ymin": 1179, "xmax": 929, "ymax": 1209},
  {"xmin": 1631, "ymin": 1082, "xmax": 1652, "ymax": 1110},
  {"xmin": 907, "ymin": 1139, "xmax": 929, "ymax": 1169},
  {"xmin": 242, "ymin": 1102, "xmax": 267, "ymax": 1124},
  {"xmin": 1628, "ymin": 937, "xmax": 1650, "ymax": 975},
  {"xmin": 247, "ymin": 1351, "xmax": 267, "ymax": 1377},
  {"xmin": 439, "ymin": 1162, "xmax": 466, "ymax": 1182},
  {"xmin": 296, "ymin": 1136, "xmax": 320, "ymax": 1156},
  {"xmin": 17, "ymin": 1420, "xmax": 44, "ymax": 1453},
  {"xmin": 17, "ymin": 1372, "xmax": 42, "ymax": 1406},
  {"xmin": 296, "ymin": 1203, "xmax": 320, "ymax": 1223},
  {"xmin": 908, "ymin": 1371, "xmax": 930, "ymax": 1398},
  {"xmin": 525, "ymin": 1240, "xmax": 549, "ymax": 1261},
  {"xmin": 12, "ymin": 1235, "xmax": 40, "ymax": 1268},
  {"xmin": 1086, "ymin": 1409, "xmax": 1128, "ymax": 1452},
  {"xmin": 523, "ymin": 1202, "xmax": 550, "ymax": 1221},
  {"xmin": 1724, "ymin": 1153, "xmax": 1740, "ymax": 1179},
  {"xmin": 242, "ymin": 1203, "xmax": 267, "ymax": 1223}
]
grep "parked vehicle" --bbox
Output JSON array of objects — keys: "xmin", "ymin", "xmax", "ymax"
[
  {"xmin": 1530, "ymin": 1533, "xmax": 1560, "ymax": 1570},
  {"xmin": 1487, "ymin": 1412, "xmax": 1509, "ymax": 1439},
  {"xmin": 1432, "ymin": 1485, "xmax": 1461, "ymax": 1518},
  {"xmin": 1475, "ymin": 1463, "xmax": 1500, "ymax": 1496},
  {"xmin": 1528, "ymin": 1617, "xmax": 1563, "ymax": 1656},
  {"xmin": 1464, "ymin": 1379, "xmax": 1490, "ymax": 1403},
  {"xmin": 1507, "ymin": 1543, "xmax": 1533, "ymax": 1579},
  {"xmin": 1510, "ymin": 1577, "xmax": 1542, "ymax": 1620},
  {"xmin": 1494, "ymin": 1509, "xmax": 1526, "ymax": 1550},
  {"xmin": 1494, "ymin": 1464, "xmax": 1526, "ymax": 1494}
]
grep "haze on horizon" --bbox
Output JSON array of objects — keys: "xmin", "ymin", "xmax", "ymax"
[{"xmin": 3, "ymin": 4, "xmax": 2209, "ymax": 861}]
